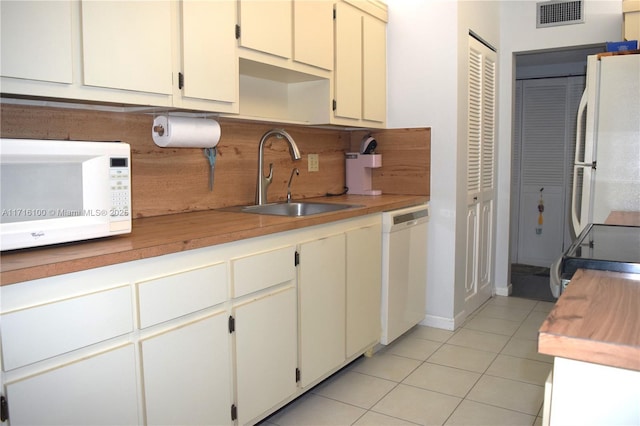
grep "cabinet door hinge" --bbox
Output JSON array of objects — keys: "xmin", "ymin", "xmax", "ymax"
[
  {"xmin": 332, "ymin": 99, "xmax": 337, "ymax": 111},
  {"xmin": 294, "ymin": 251, "xmax": 300, "ymax": 266},
  {"xmin": 231, "ymin": 404, "xmax": 238, "ymax": 421},
  {"xmin": 333, "ymin": 8, "xmax": 336, "ymax": 19},
  {"xmin": 178, "ymin": 72, "xmax": 184, "ymax": 90},
  {"xmin": 228, "ymin": 315, "xmax": 235, "ymax": 333},
  {"xmin": 235, "ymin": 24, "xmax": 241, "ymax": 39},
  {"xmin": 295, "ymin": 368, "xmax": 301, "ymax": 383},
  {"xmin": 1, "ymin": 395, "xmax": 8, "ymax": 422}
]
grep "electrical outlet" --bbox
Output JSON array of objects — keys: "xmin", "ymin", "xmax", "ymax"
[{"xmin": 308, "ymin": 154, "xmax": 319, "ymax": 172}]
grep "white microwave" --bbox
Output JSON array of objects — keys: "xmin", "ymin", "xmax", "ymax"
[{"xmin": 1, "ymin": 139, "xmax": 132, "ymax": 251}]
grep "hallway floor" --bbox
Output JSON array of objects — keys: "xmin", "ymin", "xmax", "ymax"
[{"xmin": 263, "ymin": 296, "xmax": 554, "ymax": 426}]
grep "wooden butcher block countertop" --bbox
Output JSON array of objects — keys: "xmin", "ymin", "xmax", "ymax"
[
  {"xmin": 605, "ymin": 211, "xmax": 640, "ymax": 227},
  {"xmin": 539, "ymin": 269, "xmax": 640, "ymax": 371},
  {"xmin": 0, "ymin": 194, "xmax": 428, "ymax": 286}
]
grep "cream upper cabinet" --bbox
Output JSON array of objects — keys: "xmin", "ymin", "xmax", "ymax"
[
  {"xmin": 334, "ymin": 2, "xmax": 363, "ymax": 121},
  {"xmin": 81, "ymin": 0, "xmax": 173, "ymax": 95},
  {"xmin": 333, "ymin": 0, "xmax": 387, "ymax": 128},
  {"xmin": 362, "ymin": 14, "xmax": 387, "ymax": 123},
  {"xmin": 293, "ymin": 0, "xmax": 334, "ymax": 70},
  {"xmin": 0, "ymin": 0, "xmax": 73, "ymax": 84},
  {"xmin": 175, "ymin": 0, "xmax": 238, "ymax": 112},
  {"xmin": 1, "ymin": 0, "xmax": 237, "ymax": 112},
  {"xmin": 238, "ymin": 0, "xmax": 292, "ymax": 59},
  {"xmin": 237, "ymin": 0, "xmax": 333, "ymax": 70}
]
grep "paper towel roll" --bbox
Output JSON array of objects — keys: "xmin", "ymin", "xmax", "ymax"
[{"xmin": 152, "ymin": 116, "xmax": 221, "ymax": 148}]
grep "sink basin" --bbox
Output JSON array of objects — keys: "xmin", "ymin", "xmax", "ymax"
[{"xmin": 240, "ymin": 202, "xmax": 361, "ymax": 217}]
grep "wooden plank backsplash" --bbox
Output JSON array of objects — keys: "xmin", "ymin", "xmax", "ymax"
[{"xmin": 1, "ymin": 103, "xmax": 430, "ymax": 218}]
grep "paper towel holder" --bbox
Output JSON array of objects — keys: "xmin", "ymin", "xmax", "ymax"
[{"xmin": 153, "ymin": 125, "xmax": 165, "ymax": 136}]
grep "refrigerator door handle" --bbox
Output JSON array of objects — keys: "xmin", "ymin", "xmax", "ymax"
[
  {"xmin": 571, "ymin": 164, "xmax": 593, "ymax": 236},
  {"xmin": 571, "ymin": 165, "xmax": 582, "ymax": 235},
  {"xmin": 574, "ymin": 90, "xmax": 588, "ymax": 164},
  {"xmin": 550, "ymin": 255, "xmax": 562, "ymax": 299}
]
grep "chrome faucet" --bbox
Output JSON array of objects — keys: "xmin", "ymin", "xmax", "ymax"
[
  {"xmin": 256, "ymin": 129, "xmax": 301, "ymax": 205},
  {"xmin": 287, "ymin": 168, "xmax": 299, "ymax": 203}
]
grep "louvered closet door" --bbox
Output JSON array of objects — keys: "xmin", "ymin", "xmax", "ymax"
[
  {"xmin": 465, "ymin": 36, "xmax": 496, "ymax": 314},
  {"xmin": 515, "ymin": 77, "xmax": 584, "ymax": 267},
  {"xmin": 510, "ymin": 81, "xmax": 524, "ymax": 264}
]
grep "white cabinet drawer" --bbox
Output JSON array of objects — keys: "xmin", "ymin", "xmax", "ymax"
[
  {"xmin": 1, "ymin": 286, "xmax": 133, "ymax": 371},
  {"xmin": 231, "ymin": 245, "xmax": 296, "ymax": 298},
  {"xmin": 137, "ymin": 262, "xmax": 227, "ymax": 328}
]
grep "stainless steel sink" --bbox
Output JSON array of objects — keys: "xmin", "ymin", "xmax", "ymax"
[{"xmin": 240, "ymin": 202, "xmax": 361, "ymax": 217}]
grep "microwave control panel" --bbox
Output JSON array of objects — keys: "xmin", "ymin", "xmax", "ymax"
[{"xmin": 109, "ymin": 157, "xmax": 130, "ymax": 221}]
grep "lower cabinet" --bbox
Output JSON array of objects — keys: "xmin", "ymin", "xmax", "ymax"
[
  {"xmin": 234, "ymin": 286, "xmax": 298, "ymax": 424},
  {"xmin": 140, "ymin": 311, "xmax": 233, "ymax": 426},
  {"xmin": 346, "ymin": 223, "xmax": 382, "ymax": 357},
  {"xmin": 298, "ymin": 233, "xmax": 347, "ymax": 388},
  {"xmin": 5, "ymin": 345, "xmax": 139, "ymax": 426},
  {"xmin": 231, "ymin": 244, "xmax": 298, "ymax": 424},
  {"xmin": 0, "ymin": 214, "xmax": 383, "ymax": 425},
  {"xmin": 298, "ymin": 220, "xmax": 382, "ymax": 388}
]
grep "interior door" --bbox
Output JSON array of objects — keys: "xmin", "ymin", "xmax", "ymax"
[
  {"xmin": 512, "ymin": 76, "xmax": 585, "ymax": 267},
  {"xmin": 465, "ymin": 36, "xmax": 495, "ymax": 314}
]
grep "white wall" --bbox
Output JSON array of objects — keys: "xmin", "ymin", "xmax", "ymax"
[
  {"xmin": 387, "ymin": 0, "xmax": 500, "ymax": 328},
  {"xmin": 386, "ymin": 0, "xmax": 459, "ymax": 326},
  {"xmin": 387, "ymin": 0, "xmax": 623, "ymax": 328}
]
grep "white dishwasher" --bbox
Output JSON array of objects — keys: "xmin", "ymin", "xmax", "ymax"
[{"xmin": 380, "ymin": 203, "xmax": 429, "ymax": 345}]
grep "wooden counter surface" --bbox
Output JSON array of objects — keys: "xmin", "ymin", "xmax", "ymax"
[
  {"xmin": 539, "ymin": 268, "xmax": 640, "ymax": 371},
  {"xmin": 605, "ymin": 211, "xmax": 640, "ymax": 226},
  {"xmin": 0, "ymin": 194, "xmax": 428, "ymax": 286}
]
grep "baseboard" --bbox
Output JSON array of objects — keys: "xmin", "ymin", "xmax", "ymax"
[
  {"xmin": 421, "ymin": 310, "xmax": 467, "ymax": 331},
  {"xmin": 495, "ymin": 283, "xmax": 512, "ymax": 297}
]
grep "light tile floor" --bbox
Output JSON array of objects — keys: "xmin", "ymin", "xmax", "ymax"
[{"xmin": 262, "ymin": 296, "xmax": 555, "ymax": 426}]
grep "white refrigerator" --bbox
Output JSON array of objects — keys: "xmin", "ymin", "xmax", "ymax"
[{"xmin": 571, "ymin": 53, "xmax": 640, "ymax": 236}]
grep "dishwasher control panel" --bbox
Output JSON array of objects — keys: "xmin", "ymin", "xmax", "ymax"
[{"xmin": 382, "ymin": 204, "xmax": 429, "ymax": 233}]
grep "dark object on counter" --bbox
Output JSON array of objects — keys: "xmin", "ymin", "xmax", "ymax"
[
  {"xmin": 326, "ymin": 187, "xmax": 349, "ymax": 197},
  {"xmin": 360, "ymin": 135, "xmax": 377, "ymax": 154}
]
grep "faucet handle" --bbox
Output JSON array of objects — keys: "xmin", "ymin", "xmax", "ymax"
[
  {"xmin": 287, "ymin": 168, "xmax": 299, "ymax": 202},
  {"xmin": 266, "ymin": 163, "xmax": 274, "ymax": 182}
]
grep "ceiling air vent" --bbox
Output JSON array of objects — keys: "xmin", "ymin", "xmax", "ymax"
[{"xmin": 537, "ymin": 0, "xmax": 584, "ymax": 28}]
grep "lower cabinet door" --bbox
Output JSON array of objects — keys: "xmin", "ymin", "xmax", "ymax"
[
  {"xmin": 298, "ymin": 233, "xmax": 346, "ymax": 387},
  {"xmin": 5, "ymin": 344, "xmax": 139, "ymax": 426},
  {"xmin": 141, "ymin": 311, "xmax": 233, "ymax": 426},
  {"xmin": 346, "ymin": 223, "xmax": 382, "ymax": 357},
  {"xmin": 234, "ymin": 285, "xmax": 298, "ymax": 425}
]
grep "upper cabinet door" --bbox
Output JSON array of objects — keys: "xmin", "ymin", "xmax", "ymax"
[
  {"xmin": 334, "ymin": 2, "xmax": 362, "ymax": 120},
  {"xmin": 238, "ymin": 0, "xmax": 292, "ymax": 59},
  {"xmin": 293, "ymin": 0, "xmax": 333, "ymax": 70},
  {"xmin": 81, "ymin": 1, "xmax": 173, "ymax": 94},
  {"xmin": 181, "ymin": 0, "xmax": 237, "ymax": 103},
  {"xmin": 362, "ymin": 14, "xmax": 386, "ymax": 123},
  {"xmin": 0, "ymin": 0, "xmax": 73, "ymax": 84}
]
